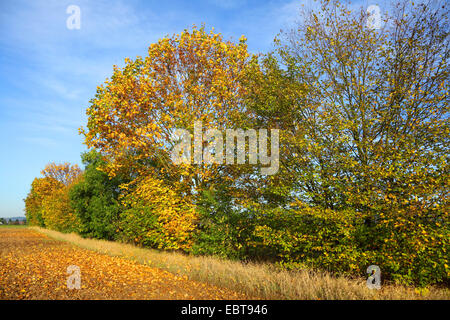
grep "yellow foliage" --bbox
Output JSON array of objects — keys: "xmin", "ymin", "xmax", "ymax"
[{"xmin": 120, "ymin": 175, "xmax": 198, "ymax": 250}]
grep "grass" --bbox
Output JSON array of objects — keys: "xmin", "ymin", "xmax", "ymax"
[
  {"xmin": 0, "ymin": 225, "xmax": 27, "ymax": 228},
  {"xmin": 30, "ymin": 226, "xmax": 449, "ymax": 300}
]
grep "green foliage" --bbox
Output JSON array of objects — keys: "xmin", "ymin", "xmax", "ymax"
[
  {"xmin": 191, "ymin": 188, "xmax": 255, "ymax": 259},
  {"xmin": 69, "ymin": 151, "xmax": 123, "ymax": 240},
  {"xmin": 239, "ymin": 0, "xmax": 449, "ymax": 286},
  {"xmin": 247, "ymin": 0, "xmax": 449, "ymax": 213},
  {"xmin": 251, "ymin": 206, "xmax": 449, "ymax": 286},
  {"xmin": 118, "ymin": 205, "xmax": 160, "ymax": 248}
]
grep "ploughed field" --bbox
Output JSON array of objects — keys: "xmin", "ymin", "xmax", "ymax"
[{"xmin": 0, "ymin": 227, "xmax": 247, "ymax": 299}]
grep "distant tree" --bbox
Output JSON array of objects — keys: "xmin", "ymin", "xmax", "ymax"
[
  {"xmin": 24, "ymin": 162, "xmax": 82, "ymax": 231},
  {"xmin": 41, "ymin": 162, "xmax": 82, "ymax": 186}
]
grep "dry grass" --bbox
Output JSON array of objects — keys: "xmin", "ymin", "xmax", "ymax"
[{"xmin": 31, "ymin": 226, "xmax": 450, "ymax": 300}]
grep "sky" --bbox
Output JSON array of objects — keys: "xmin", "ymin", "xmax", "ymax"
[{"xmin": 0, "ymin": 0, "xmax": 382, "ymax": 218}]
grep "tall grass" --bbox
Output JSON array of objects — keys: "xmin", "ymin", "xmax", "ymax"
[{"xmin": 30, "ymin": 226, "xmax": 449, "ymax": 300}]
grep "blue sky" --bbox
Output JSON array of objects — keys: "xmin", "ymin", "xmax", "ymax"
[{"xmin": 0, "ymin": 0, "xmax": 382, "ymax": 218}]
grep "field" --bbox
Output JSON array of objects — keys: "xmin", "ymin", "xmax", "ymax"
[
  {"xmin": 1, "ymin": 226, "xmax": 448, "ymax": 300},
  {"xmin": 0, "ymin": 227, "xmax": 247, "ymax": 299}
]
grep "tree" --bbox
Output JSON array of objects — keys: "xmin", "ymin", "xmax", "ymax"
[
  {"xmin": 41, "ymin": 181, "xmax": 81, "ymax": 232},
  {"xmin": 24, "ymin": 177, "xmax": 59, "ymax": 227},
  {"xmin": 25, "ymin": 162, "xmax": 82, "ymax": 232},
  {"xmin": 243, "ymin": 0, "xmax": 449, "ymax": 286},
  {"xmin": 81, "ymin": 26, "xmax": 253, "ymax": 200},
  {"xmin": 69, "ymin": 151, "xmax": 124, "ymax": 240},
  {"xmin": 41, "ymin": 162, "xmax": 82, "ymax": 186},
  {"xmin": 248, "ymin": 0, "xmax": 449, "ymax": 214}
]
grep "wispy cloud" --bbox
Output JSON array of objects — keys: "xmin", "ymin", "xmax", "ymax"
[
  {"xmin": 19, "ymin": 136, "xmax": 59, "ymax": 148},
  {"xmin": 208, "ymin": 0, "xmax": 248, "ymax": 9}
]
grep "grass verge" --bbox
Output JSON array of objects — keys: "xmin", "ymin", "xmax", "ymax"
[
  {"xmin": 30, "ymin": 226, "xmax": 449, "ymax": 300},
  {"xmin": 0, "ymin": 225, "xmax": 27, "ymax": 228}
]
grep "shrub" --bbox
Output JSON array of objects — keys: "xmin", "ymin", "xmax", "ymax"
[
  {"xmin": 69, "ymin": 151, "xmax": 123, "ymax": 240},
  {"xmin": 251, "ymin": 207, "xmax": 449, "ymax": 286},
  {"xmin": 118, "ymin": 175, "xmax": 198, "ymax": 250},
  {"xmin": 190, "ymin": 189, "xmax": 256, "ymax": 259}
]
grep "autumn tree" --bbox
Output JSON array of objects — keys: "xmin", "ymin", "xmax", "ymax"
[
  {"xmin": 248, "ymin": 0, "xmax": 449, "ymax": 214},
  {"xmin": 243, "ymin": 0, "xmax": 449, "ymax": 285},
  {"xmin": 41, "ymin": 186, "xmax": 80, "ymax": 232},
  {"xmin": 81, "ymin": 27, "xmax": 253, "ymax": 197},
  {"xmin": 24, "ymin": 176, "xmax": 61, "ymax": 227},
  {"xmin": 80, "ymin": 26, "xmax": 261, "ymax": 248},
  {"xmin": 25, "ymin": 163, "xmax": 82, "ymax": 232},
  {"xmin": 41, "ymin": 162, "xmax": 82, "ymax": 186},
  {"xmin": 24, "ymin": 180, "xmax": 46, "ymax": 227}
]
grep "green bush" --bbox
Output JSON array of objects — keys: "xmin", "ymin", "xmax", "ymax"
[
  {"xmin": 250, "ymin": 207, "xmax": 449, "ymax": 286},
  {"xmin": 191, "ymin": 190, "xmax": 254, "ymax": 260},
  {"xmin": 117, "ymin": 204, "xmax": 161, "ymax": 247},
  {"xmin": 69, "ymin": 151, "xmax": 123, "ymax": 240}
]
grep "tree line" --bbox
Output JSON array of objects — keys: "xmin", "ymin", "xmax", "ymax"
[{"xmin": 25, "ymin": 0, "xmax": 449, "ymax": 286}]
